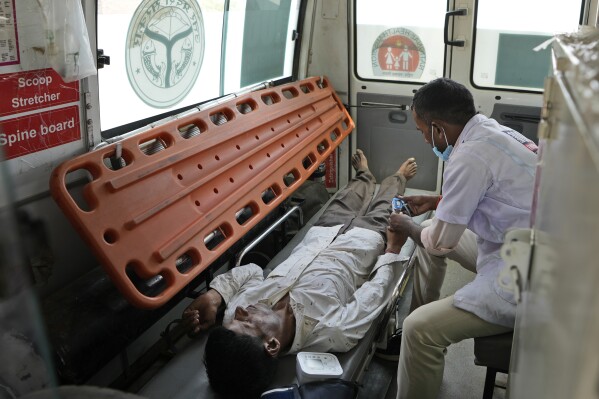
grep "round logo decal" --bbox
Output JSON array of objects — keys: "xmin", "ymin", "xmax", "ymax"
[
  {"xmin": 126, "ymin": 0, "xmax": 205, "ymax": 108},
  {"xmin": 372, "ymin": 28, "xmax": 426, "ymax": 79}
]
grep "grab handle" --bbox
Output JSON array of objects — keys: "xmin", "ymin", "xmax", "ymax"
[
  {"xmin": 444, "ymin": 8, "xmax": 468, "ymax": 47},
  {"xmin": 235, "ymin": 205, "xmax": 303, "ymax": 267}
]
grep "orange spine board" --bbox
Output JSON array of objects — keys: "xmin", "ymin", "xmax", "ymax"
[{"xmin": 50, "ymin": 77, "xmax": 354, "ymax": 308}]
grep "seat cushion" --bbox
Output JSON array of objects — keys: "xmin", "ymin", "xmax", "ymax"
[{"xmin": 473, "ymin": 331, "xmax": 514, "ymax": 371}]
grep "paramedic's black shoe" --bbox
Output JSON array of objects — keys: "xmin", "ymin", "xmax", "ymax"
[{"xmin": 375, "ymin": 330, "xmax": 402, "ymax": 362}]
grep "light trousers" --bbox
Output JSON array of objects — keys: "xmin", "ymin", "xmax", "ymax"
[{"xmin": 396, "ymin": 220, "xmax": 512, "ymax": 399}]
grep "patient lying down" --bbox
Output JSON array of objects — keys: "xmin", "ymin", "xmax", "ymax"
[{"xmin": 182, "ymin": 150, "xmax": 417, "ymax": 398}]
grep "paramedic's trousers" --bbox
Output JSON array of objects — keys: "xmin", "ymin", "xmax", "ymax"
[{"xmin": 396, "ymin": 220, "xmax": 511, "ymax": 399}]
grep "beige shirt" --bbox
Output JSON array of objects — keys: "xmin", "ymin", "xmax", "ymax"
[{"xmin": 210, "ymin": 224, "xmax": 407, "ymax": 353}]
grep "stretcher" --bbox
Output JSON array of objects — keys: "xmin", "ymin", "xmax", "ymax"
[
  {"xmin": 136, "ymin": 185, "xmax": 430, "ymax": 398},
  {"xmin": 50, "ymin": 76, "xmax": 353, "ymax": 309}
]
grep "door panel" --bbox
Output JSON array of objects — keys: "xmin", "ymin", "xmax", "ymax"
[
  {"xmin": 489, "ymin": 104, "xmax": 542, "ymax": 143},
  {"xmin": 351, "ymin": 0, "xmax": 448, "ymax": 192},
  {"xmin": 356, "ymin": 93, "xmax": 440, "ymax": 191}
]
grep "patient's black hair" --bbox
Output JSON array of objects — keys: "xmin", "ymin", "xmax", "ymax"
[
  {"xmin": 204, "ymin": 326, "xmax": 278, "ymax": 398},
  {"xmin": 411, "ymin": 78, "xmax": 476, "ymax": 126}
]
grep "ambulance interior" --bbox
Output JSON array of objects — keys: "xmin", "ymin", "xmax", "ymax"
[{"xmin": 0, "ymin": 1, "xmax": 598, "ymax": 399}]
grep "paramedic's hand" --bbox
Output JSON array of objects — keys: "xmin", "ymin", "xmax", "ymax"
[
  {"xmin": 182, "ymin": 289, "xmax": 224, "ymax": 335},
  {"xmin": 396, "ymin": 194, "xmax": 439, "ymax": 216},
  {"xmin": 388, "ymin": 212, "xmax": 413, "ymax": 233}
]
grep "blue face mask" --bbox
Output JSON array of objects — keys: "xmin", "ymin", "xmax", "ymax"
[{"xmin": 431, "ymin": 124, "xmax": 453, "ymax": 162}]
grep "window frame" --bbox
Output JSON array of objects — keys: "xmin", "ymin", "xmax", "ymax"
[
  {"xmin": 468, "ymin": 0, "xmax": 587, "ymax": 94},
  {"xmin": 97, "ymin": 0, "xmax": 304, "ymax": 139},
  {"xmin": 351, "ymin": 0, "xmax": 450, "ymax": 86}
]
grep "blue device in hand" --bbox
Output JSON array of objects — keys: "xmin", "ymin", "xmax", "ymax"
[{"xmin": 392, "ymin": 198, "xmax": 412, "ymax": 216}]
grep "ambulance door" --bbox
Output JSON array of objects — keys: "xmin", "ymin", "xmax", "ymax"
[
  {"xmin": 349, "ymin": 0, "xmax": 583, "ymax": 192},
  {"xmin": 350, "ymin": 0, "xmax": 447, "ymax": 192}
]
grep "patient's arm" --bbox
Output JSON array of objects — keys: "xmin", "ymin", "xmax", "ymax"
[
  {"xmin": 385, "ymin": 226, "xmax": 408, "ymax": 254},
  {"xmin": 182, "ymin": 264, "xmax": 264, "ymax": 334},
  {"xmin": 182, "ymin": 289, "xmax": 224, "ymax": 334},
  {"xmin": 389, "ymin": 213, "xmax": 424, "ymax": 247}
]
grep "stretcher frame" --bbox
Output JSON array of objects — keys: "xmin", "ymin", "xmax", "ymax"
[{"xmin": 50, "ymin": 76, "xmax": 353, "ymax": 308}]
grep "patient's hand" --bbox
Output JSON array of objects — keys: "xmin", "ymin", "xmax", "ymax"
[
  {"xmin": 182, "ymin": 289, "xmax": 224, "ymax": 335},
  {"xmin": 386, "ymin": 227, "xmax": 408, "ymax": 254}
]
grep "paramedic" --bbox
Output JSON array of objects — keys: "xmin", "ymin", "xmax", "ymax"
[
  {"xmin": 182, "ymin": 150, "xmax": 417, "ymax": 398},
  {"xmin": 389, "ymin": 78, "xmax": 537, "ymax": 399}
]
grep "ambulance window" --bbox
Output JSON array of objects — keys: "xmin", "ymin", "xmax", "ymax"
[
  {"xmin": 97, "ymin": 0, "xmax": 299, "ymax": 135},
  {"xmin": 223, "ymin": 0, "xmax": 300, "ymax": 93},
  {"xmin": 472, "ymin": 0, "xmax": 581, "ymax": 91},
  {"xmin": 355, "ymin": 0, "xmax": 447, "ymax": 83}
]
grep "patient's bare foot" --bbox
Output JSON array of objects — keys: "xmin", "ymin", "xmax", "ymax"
[
  {"xmin": 397, "ymin": 158, "xmax": 417, "ymax": 180},
  {"xmin": 352, "ymin": 149, "xmax": 369, "ymax": 173}
]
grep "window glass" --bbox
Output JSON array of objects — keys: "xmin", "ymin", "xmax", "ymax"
[
  {"xmin": 473, "ymin": 0, "xmax": 581, "ymax": 90},
  {"xmin": 97, "ymin": 1, "xmax": 223, "ymax": 132},
  {"xmin": 355, "ymin": 0, "xmax": 446, "ymax": 83},
  {"xmin": 98, "ymin": 0, "xmax": 299, "ymax": 134},
  {"xmin": 224, "ymin": 0, "xmax": 299, "ymax": 93}
]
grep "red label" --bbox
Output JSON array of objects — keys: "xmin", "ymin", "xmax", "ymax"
[
  {"xmin": 0, "ymin": 106, "xmax": 81, "ymax": 160},
  {"xmin": 325, "ymin": 152, "xmax": 336, "ymax": 188},
  {"xmin": 0, "ymin": 69, "xmax": 79, "ymax": 117}
]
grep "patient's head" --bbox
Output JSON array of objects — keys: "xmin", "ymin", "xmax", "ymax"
[{"xmin": 204, "ymin": 326, "xmax": 278, "ymax": 398}]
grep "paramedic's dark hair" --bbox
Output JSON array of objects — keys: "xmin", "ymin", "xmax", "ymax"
[
  {"xmin": 411, "ymin": 78, "xmax": 476, "ymax": 126},
  {"xmin": 204, "ymin": 326, "xmax": 277, "ymax": 398}
]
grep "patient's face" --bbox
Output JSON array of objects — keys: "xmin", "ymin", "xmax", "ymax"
[{"xmin": 224, "ymin": 303, "xmax": 280, "ymax": 339}]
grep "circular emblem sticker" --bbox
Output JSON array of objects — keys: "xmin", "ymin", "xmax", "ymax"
[
  {"xmin": 372, "ymin": 28, "xmax": 426, "ymax": 79},
  {"xmin": 126, "ymin": 0, "xmax": 205, "ymax": 108}
]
